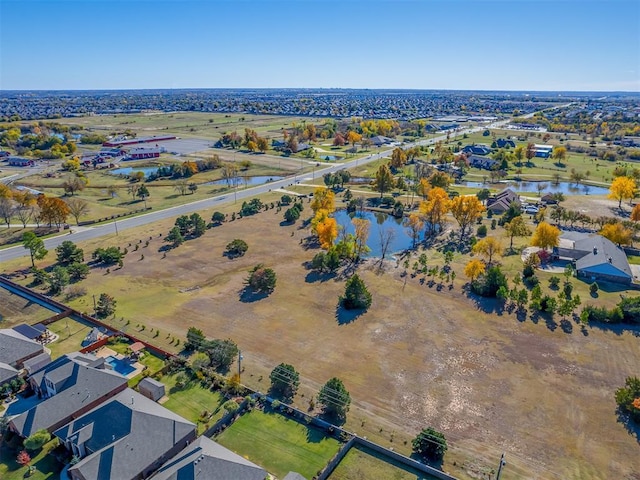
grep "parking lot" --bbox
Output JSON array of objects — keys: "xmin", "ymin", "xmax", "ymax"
[{"xmin": 154, "ymin": 138, "xmax": 214, "ymax": 155}]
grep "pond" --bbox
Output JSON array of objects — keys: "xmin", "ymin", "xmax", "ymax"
[
  {"xmin": 202, "ymin": 175, "xmax": 284, "ymax": 187},
  {"xmin": 318, "ymin": 155, "xmax": 341, "ymax": 161},
  {"xmin": 458, "ymin": 180, "xmax": 609, "ymax": 196},
  {"xmin": 110, "ymin": 166, "xmax": 159, "ymax": 178},
  {"xmin": 332, "ymin": 210, "xmax": 419, "ymax": 257}
]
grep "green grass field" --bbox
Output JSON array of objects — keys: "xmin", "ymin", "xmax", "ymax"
[
  {"xmin": 160, "ymin": 373, "xmax": 227, "ymax": 434},
  {"xmin": 45, "ymin": 317, "xmax": 94, "ymax": 359},
  {"xmin": 330, "ymin": 445, "xmax": 438, "ymax": 480},
  {"xmin": 215, "ymin": 409, "xmax": 341, "ymax": 478},
  {"xmin": 0, "ymin": 439, "xmax": 61, "ymax": 480}
]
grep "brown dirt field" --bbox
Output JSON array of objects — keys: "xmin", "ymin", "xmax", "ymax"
[
  {"xmin": 0, "ymin": 287, "xmax": 57, "ymax": 327},
  {"xmin": 3, "ymin": 203, "xmax": 639, "ymax": 480}
]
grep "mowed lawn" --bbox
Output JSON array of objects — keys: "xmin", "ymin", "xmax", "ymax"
[
  {"xmin": 45, "ymin": 317, "xmax": 93, "ymax": 359},
  {"xmin": 330, "ymin": 445, "xmax": 437, "ymax": 480},
  {"xmin": 0, "ymin": 440, "xmax": 61, "ymax": 480},
  {"xmin": 160, "ymin": 373, "xmax": 227, "ymax": 434},
  {"xmin": 215, "ymin": 409, "xmax": 341, "ymax": 479}
]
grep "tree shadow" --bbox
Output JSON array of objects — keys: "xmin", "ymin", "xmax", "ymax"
[
  {"xmin": 238, "ymin": 287, "xmax": 269, "ymax": 303},
  {"xmin": 544, "ymin": 314, "xmax": 557, "ymax": 332},
  {"xmin": 559, "ymin": 318, "xmax": 573, "ymax": 334},
  {"xmin": 305, "ymin": 270, "xmax": 337, "ymax": 283},
  {"xmin": 409, "ymin": 452, "xmax": 444, "ymax": 470},
  {"xmin": 616, "ymin": 409, "xmax": 640, "ymax": 445},
  {"xmin": 587, "ymin": 321, "xmax": 640, "ymax": 337},
  {"xmin": 157, "ymin": 244, "xmax": 174, "ymax": 253},
  {"xmin": 335, "ymin": 302, "xmax": 365, "ymax": 325}
]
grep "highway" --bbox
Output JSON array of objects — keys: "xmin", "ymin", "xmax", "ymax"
[{"xmin": 0, "ymin": 120, "xmax": 506, "ymax": 263}]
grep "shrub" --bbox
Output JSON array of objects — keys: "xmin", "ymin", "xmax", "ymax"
[
  {"xmin": 245, "ymin": 264, "xmax": 276, "ymax": 293},
  {"xmin": 589, "ymin": 282, "xmax": 599, "ymax": 295},
  {"xmin": 615, "ymin": 377, "xmax": 640, "ymax": 423},
  {"xmin": 225, "ymin": 239, "xmax": 248, "ymax": 258},
  {"xmin": 548, "ymin": 276, "xmax": 560, "ymax": 289},
  {"xmin": 471, "ymin": 266, "xmax": 508, "ymax": 298},
  {"xmin": 476, "ymin": 225, "xmax": 487, "ymax": 237},
  {"xmin": 24, "ymin": 429, "xmax": 51, "ymax": 451},
  {"xmin": 223, "ymin": 400, "xmax": 239, "ymax": 414},
  {"xmin": 522, "ymin": 264, "xmax": 535, "ymax": 279}
]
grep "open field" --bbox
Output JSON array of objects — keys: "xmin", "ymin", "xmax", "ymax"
[
  {"xmin": 330, "ymin": 444, "xmax": 437, "ymax": 480},
  {"xmin": 215, "ymin": 408, "xmax": 341, "ymax": 479},
  {"xmin": 3, "ymin": 195, "xmax": 638, "ymax": 479},
  {"xmin": 0, "ymin": 288, "xmax": 55, "ymax": 328}
]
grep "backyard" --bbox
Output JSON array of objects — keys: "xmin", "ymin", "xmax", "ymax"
[
  {"xmin": 160, "ymin": 372, "xmax": 227, "ymax": 435},
  {"xmin": 215, "ymin": 408, "xmax": 341, "ymax": 479},
  {"xmin": 45, "ymin": 317, "xmax": 94, "ymax": 360},
  {"xmin": 330, "ymin": 444, "xmax": 437, "ymax": 480},
  {"xmin": 0, "ymin": 439, "xmax": 61, "ymax": 480}
]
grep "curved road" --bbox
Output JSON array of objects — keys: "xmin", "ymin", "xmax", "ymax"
[{"xmin": 1, "ymin": 120, "xmax": 510, "ymax": 263}]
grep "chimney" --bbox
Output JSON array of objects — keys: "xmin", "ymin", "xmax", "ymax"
[{"xmin": 131, "ymin": 396, "xmax": 134, "ymax": 405}]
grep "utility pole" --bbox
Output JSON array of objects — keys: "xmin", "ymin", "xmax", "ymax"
[
  {"xmin": 496, "ymin": 453, "xmax": 506, "ymax": 480},
  {"xmin": 237, "ymin": 350, "xmax": 243, "ymax": 380},
  {"xmin": 92, "ymin": 294, "xmax": 97, "ymax": 316}
]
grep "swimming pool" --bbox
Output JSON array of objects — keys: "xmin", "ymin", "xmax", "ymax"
[{"xmin": 105, "ymin": 356, "xmax": 135, "ymax": 376}]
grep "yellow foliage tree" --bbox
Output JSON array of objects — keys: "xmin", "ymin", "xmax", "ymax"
[
  {"xmin": 390, "ymin": 147, "xmax": 407, "ymax": 169},
  {"xmin": 531, "ymin": 221, "xmax": 561, "ymax": 250},
  {"xmin": 464, "ymin": 259, "xmax": 486, "ymax": 281},
  {"xmin": 419, "ymin": 187, "xmax": 450, "ymax": 236},
  {"xmin": 472, "ymin": 237, "xmax": 503, "ymax": 265},
  {"xmin": 352, "ymin": 217, "xmax": 371, "ymax": 259},
  {"xmin": 405, "ymin": 213, "xmax": 424, "ymax": 248},
  {"xmin": 316, "ymin": 217, "xmax": 338, "ymax": 249},
  {"xmin": 600, "ymin": 222, "xmax": 633, "ymax": 246},
  {"xmin": 631, "ymin": 204, "xmax": 640, "ymax": 222},
  {"xmin": 346, "ymin": 131, "xmax": 362, "ymax": 146},
  {"xmin": 609, "ymin": 176, "xmax": 636, "ymax": 208},
  {"xmin": 450, "ymin": 195, "xmax": 485, "ymax": 241},
  {"xmin": 311, "ymin": 187, "xmax": 335, "ymax": 214}
]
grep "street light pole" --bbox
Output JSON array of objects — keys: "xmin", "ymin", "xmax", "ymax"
[{"xmin": 238, "ymin": 350, "xmax": 243, "ymax": 381}]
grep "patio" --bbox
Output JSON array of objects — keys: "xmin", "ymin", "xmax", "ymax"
[{"xmin": 94, "ymin": 347, "xmax": 144, "ymax": 379}]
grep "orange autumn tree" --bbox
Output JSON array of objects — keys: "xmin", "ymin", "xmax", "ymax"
[
  {"xmin": 419, "ymin": 187, "xmax": 450, "ymax": 237},
  {"xmin": 450, "ymin": 195, "xmax": 485, "ymax": 242},
  {"xmin": 631, "ymin": 203, "xmax": 640, "ymax": 222}
]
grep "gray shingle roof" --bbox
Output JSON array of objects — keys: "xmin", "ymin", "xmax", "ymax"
[
  {"xmin": 58, "ymin": 389, "xmax": 196, "ymax": 480},
  {"xmin": 0, "ymin": 329, "xmax": 43, "ymax": 367},
  {"xmin": 11, "ymin": 356, "xmax": 127, "ymax": 437},
  {"xmin": 574, "ymin": 235, "xmax": 632, "ymax": 279},
  {"xmin": 152, "ymin": 436, "xmax": 267, "ymax": 480},
  {"xmin": 0, "ymin": 362, "xmax": 19, "ymax": 384}
]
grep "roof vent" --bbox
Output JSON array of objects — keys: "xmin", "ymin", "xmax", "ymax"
[
  {"xmin": 593, "ymin": 247, "xmax": 598, "ymax": 255},
  {"xmin": 609, "ymin": 257, "xmax": 613, "ymax": 263}
]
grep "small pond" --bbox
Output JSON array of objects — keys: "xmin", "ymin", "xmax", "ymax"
[
  {"xmin": 458, "ymin": 180, "xmax": 609, "ymax": 196},
  {"xmin": 202, "ymin": 175, "xmax": 284, "ymax": 187},
  {"xmin": 332, "ymin": 210, "xmax": 420, "ymax": 257},
  {"xmin": 318, "ymin": 155, "xmax": 340, "ymax": 161}
]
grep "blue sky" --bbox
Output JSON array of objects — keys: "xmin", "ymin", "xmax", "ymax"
[{"xmin": 1, "ymin": 0, "xmax": 638, "ymax": 91}]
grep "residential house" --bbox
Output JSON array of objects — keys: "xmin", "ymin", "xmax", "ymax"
[
  {"xmin": 151, "ymin": 435, "xmax": 266, "ymax": 480},
  {"xmin": 368, "ymin": 135, "xmax": 394, "ymax": 147},
  {"xmin": 462, "ymin": 145, "xmax": 492, "ymax": 156},
  {"xmin": 22, "ymin": 352, "xmax": 52, "ymax": 376},
  {"xmin": 138, "ymin": 377, "xmax": 165, "ymax": 402},
  {"xmin": 621, "ymin": 136, "xmax": 640, "ymax": 147},
  {"xmin": 0, "ymin": 150, "xmax": 10, "ymax": 158},
  {"xmin": 7, "ymin": 157, "xmax": 35, "ymax": 167},
  {"xmin": 486, "ymin": 188, "xmax": 521, "ymax": 214},
  {"xmin": 0, "ymin": 328, "xmax": 44, "ymax": 370},
  {"xmin": 533, "ymin": 144, "xmax": 553, "ymax": 158},
  {"xmin": 496, "ymin": 138, "xmax": 516, "ymax": 148},
  {"xmin": 467, "ymin": 154, "xmax": 499, "ymax": 170},
  {"xmin": 9, "ymin": 353, "xmax": 127, "ymax": 438},
  {"xmin": 553, "ymin": 232, "xmax": 633, "ymax": 285},
  {"xmin": 55, "ymin": 389, "xmax": 196, "ymax": 480},
  {"xmin": 0, "ymin": 362, "xmax": 19, "ymax": 388}
]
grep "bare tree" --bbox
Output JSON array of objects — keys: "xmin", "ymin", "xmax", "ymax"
[
  {"xmin": 66, "ymin": 198, "xmax": 90, "ymax": 225},
  {"xmin": 378, "ymin": 227, "xmax": 396, "ymax": 266},
  {"xmin": 0, "ymin": 197, "xmax": 14, "ymax": 228}
]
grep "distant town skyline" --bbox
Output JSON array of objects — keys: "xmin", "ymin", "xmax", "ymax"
[{"xmin": 1, "ymin": 0, "xmax": 638, "ymax": 92}]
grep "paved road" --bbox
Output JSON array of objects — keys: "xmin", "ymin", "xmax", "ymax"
[{"xmin": 0, "ymin": 119, "xmax": 513, "ymax": 263}]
